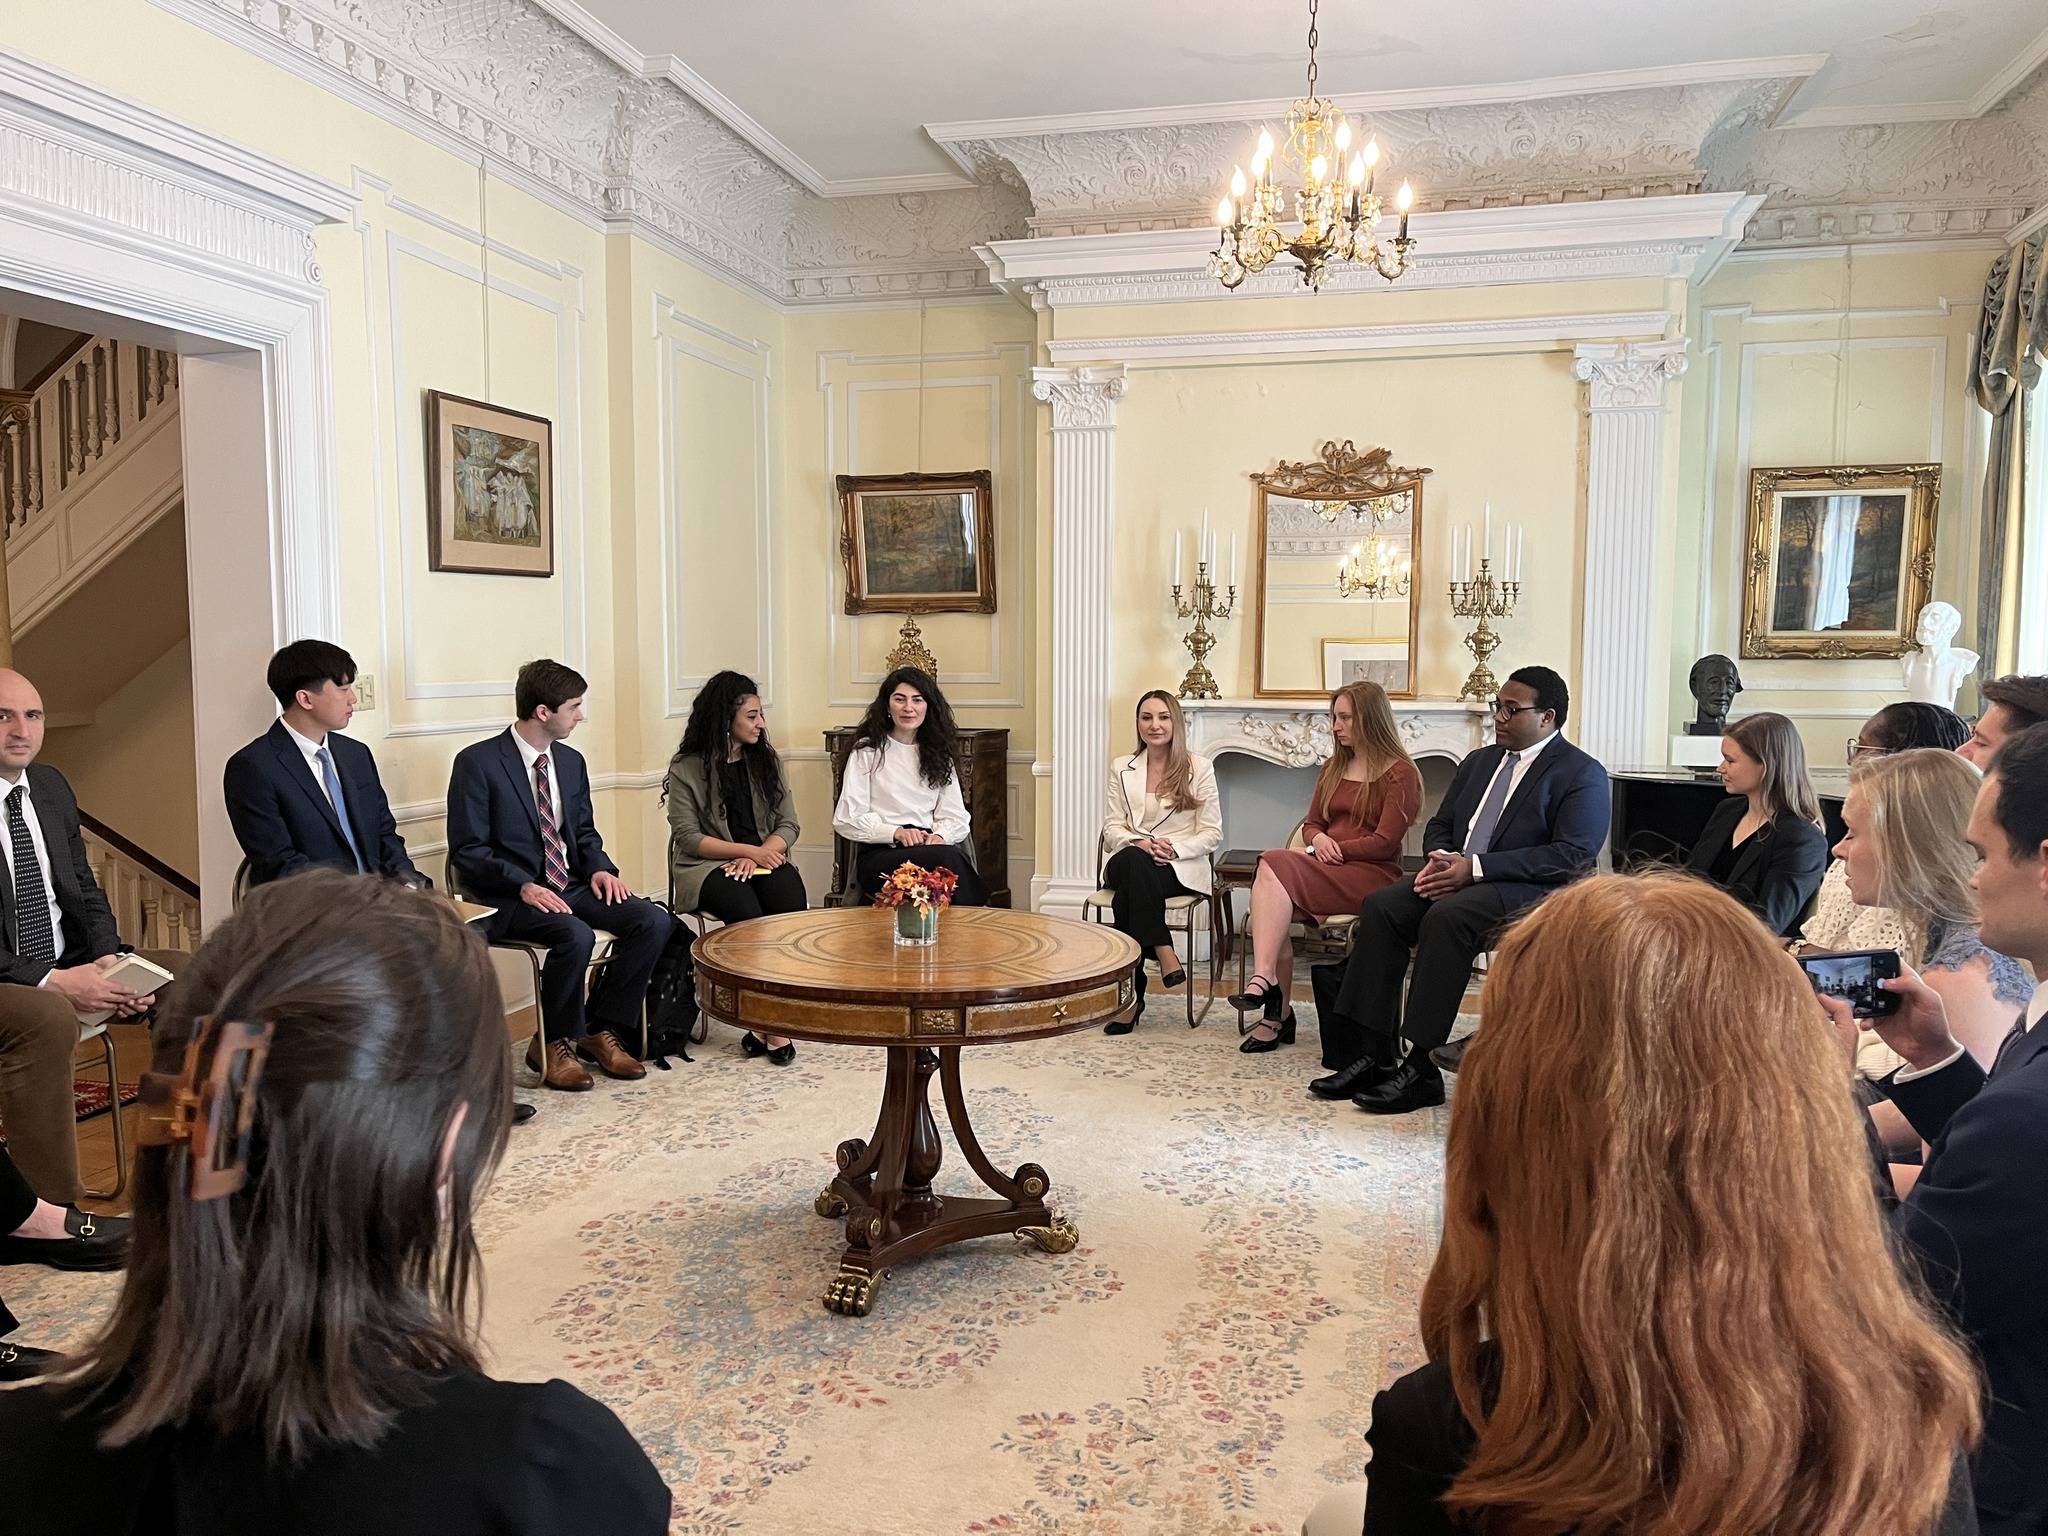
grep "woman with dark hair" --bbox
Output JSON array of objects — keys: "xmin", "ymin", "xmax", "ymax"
[
  {"xmin": 1305, "ymin": 873, "xmax": 1981, "ymax": 1536},
  {"xmin": 667, "ymin": 670, "xmax": 804, "ymax": 1065},
  {"xmin": 0, "ymin": 871, "xmax": 668, "ymax": 1534},
  {"xmin": 832, "ymin": 666, "xmax": 985, "ymax": 905},
  {"xmin": 1850, "ymin": 700, "xmax": 1970, "ymax": 763},
  {"xmin": 1098, "ymin": 690, "xmax": 1222, "ymax": 1033},
  {"xmin": 1683, "ymin": 710, "xmax": 1828, "ymax": 937}
]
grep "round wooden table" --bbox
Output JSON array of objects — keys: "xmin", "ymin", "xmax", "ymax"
[{"xmin": 692, "ymin": 906, "xmax": 1140, "ymax": 1317}]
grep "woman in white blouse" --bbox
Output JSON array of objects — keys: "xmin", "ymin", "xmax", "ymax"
[
  {"xmin": 832, "ymin": 666, "xmax": 985, "ymax": 905},
  {"xmin": 1099, "ymin": 690, "xmax": 1223, "ymax": 1034}
]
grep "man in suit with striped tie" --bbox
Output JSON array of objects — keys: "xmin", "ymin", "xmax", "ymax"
[
  {"xmin": 1821, "ymin": 722, "xmax": 2048, "ymax": 1536},
  {"xmin": 0, "ymin": 669, "xmax": 180, "ymax": 1218},
  {"xmin": 446, "ymin": 659, "xmax": 673, "ymax": 1093}
]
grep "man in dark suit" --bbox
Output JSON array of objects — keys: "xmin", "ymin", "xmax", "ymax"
[
  {"xmin": 223, "ymin": 640, "xmax": 425, "ymax": 889},
  {"xmin": 1824, "ymin": 722, "xmax": 2048, "ymax": 1536},
  {"xmin": 447, "ymin": 659, "xmax": 672, "ymax": 1093},
  {"xmin": 0, "ymin": 669, "xmax": 174, "ymax": 1212},
  {"xmin": 1313, "ymin": 666, "xmax": 1610, "ymax": 1115}
]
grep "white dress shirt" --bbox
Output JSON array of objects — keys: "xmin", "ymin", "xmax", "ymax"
[
  {"xmin": 1894, "ymin": 977, "xmax": 2048, "ymax": 1083},
  {"xmin": 0, "ymin": 770, "xmax": 70, "ymax": 970},
  {"xmin": 282, "ymin": 719, "xmax": 339, "ymax": 808},
  {"xmin": 509, "ymin": 727, "xmax": 561, "ymax": 827},
  {"xmin": 832, "ymin": 738, "xmax": 971, "ymax": 845},
  {"xmin": 1462, "ymin": 727, "xmax": 1561, "ymax": 881}
]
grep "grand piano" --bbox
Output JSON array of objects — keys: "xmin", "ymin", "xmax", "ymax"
[{"xmin": 1608, "ymin": 767, "xmax": 1850, "ymax": 871}]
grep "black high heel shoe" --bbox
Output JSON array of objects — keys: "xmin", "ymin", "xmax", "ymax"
[
  {"xmin": 1158, "ymin": 960, "xmax": 1186, "ymax": 990},
  {"xmin": 1227, "ymin": 975, "xmax": 1279, "ymax": 1013},
  {"xmin": 1239, "ymin": 1011, "xmax": 1297, "ymax": 1054},
  {"xmin": 1105, "ymin": 971, "xmax": 1147, "ymax": 1035},
  {"xmin": 741, "ymin": 1031, "xmax": 768, "ymax": 1057},
  {"xmin": 743, "ymin": 1032, "xmax": 797, "ymax": 1066}
]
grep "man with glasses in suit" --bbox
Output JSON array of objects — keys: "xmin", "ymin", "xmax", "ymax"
[{"xmin": 1311, "ymin": 665, "xmax": 1610, "ymax": 1114}]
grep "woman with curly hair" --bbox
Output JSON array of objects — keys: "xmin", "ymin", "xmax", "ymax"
[{"xmin": 832, "ymin": 666, "xmax": 984, "ymax": 906}]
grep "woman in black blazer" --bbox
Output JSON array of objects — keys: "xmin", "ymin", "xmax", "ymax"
[
  {"xmin": 1683, "ymin": 710, "xmax": 1828, "ymax": 937},
  {"xmin": 1326, "ymin": 874, "xmax": 1981, "ymax": 1536}
]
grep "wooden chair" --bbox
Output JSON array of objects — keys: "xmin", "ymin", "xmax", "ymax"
[
  {"xmin": 76, "ymin": 1017, "xmax": 125, "ymax": 1200},
  {"xmin": 1080, "ymin": 833, "xmax": 1217, "ymax": 1027},
  {"xmin": 660, "ymin": 830, "xmax": 716, "ymax": 1044}
]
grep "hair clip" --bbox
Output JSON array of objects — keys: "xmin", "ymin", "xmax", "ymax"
[{"xmin": 137, "ymin": 1016, "xmax": 275, "ymax": 1201}]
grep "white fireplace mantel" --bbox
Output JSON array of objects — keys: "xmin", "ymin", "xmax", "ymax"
[{"xmin": 1181, "ymin": 697, "xmax": 1492, "ymax": 768}]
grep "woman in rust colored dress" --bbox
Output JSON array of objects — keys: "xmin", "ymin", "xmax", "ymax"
[{"xmin": 1233, "ymin": 680, "xmax": 1421, "ymax": 1052}]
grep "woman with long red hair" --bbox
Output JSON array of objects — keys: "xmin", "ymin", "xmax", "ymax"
[{"xmin": 1329, "ymin": 872, "xmax": 1980, "ymax": 1535}]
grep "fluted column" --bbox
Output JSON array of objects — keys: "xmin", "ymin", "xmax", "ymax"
[
  {"xmin": 1031, "ymin": 364, "xmax": 1128, "ymax": 920},
  {"xmin": 1572, "ymin": 340, "xmax": 1688, "ymax": 769}
]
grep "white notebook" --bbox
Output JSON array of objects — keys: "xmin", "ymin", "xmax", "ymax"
[{"xmin": 74, "ymin": 951, "xmax": 176, "ymax": 1026}]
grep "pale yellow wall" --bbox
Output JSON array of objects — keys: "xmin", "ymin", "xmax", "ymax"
[
  {"xmin": 1677, "ymin": 245, "xmax": 1995, "ymax": 766},
  {"xmin": 41, "ymin": 641, "xmax": 200, "ymax": 880}
]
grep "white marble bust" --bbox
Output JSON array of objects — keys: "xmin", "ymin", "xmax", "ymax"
[{"xmin": 1900, "ymin": 601, "xmax": 1978, "ymax": 709}]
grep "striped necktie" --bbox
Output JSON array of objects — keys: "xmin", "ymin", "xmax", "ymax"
[
  {"xmin": 534, "ymin": 752, "xmax": 569, "ymax": 892},
  {"xmin": 6, "ymin": 786, "xmax": 56, "ymax": 964}
]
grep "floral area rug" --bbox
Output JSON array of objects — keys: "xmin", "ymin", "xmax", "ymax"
[{"xmin": 10, "ymin": 1004, "xmax": 1452, "ymax": 1535}]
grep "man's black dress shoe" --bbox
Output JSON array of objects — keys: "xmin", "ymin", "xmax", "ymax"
[
  {"xmin": 1428, "ymin": 1033, "xmax": 1474, "ymax": 1074},
  {"xmin": 1308, "ymin": 1056, "xmax": 1390, "ymax": 1100},
  {"xmin": 0, "ymin": 1342, "xmax": 64, "ymax": 1381},
  {"xmin": 1352, "ymin": 1062, "xmax": 1446, "ymax": 1115},
  {"xmin": 0, "ymin": 1207, "xmax": 129, "ymax": 1271},
  {"xmin": 513, "ymin": 1101, "xmax": 537, "ymax": 1125}
]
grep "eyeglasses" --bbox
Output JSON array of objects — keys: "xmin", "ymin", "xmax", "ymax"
[
  {"xmin": 1845, "ymin": 739, "xmax": 1894, "ymax": 765},
  {"xmin": 1490, "ymin": 699, "xmax": 1542, "ymax": 719}
]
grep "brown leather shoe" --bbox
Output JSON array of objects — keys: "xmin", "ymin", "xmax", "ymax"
[
  {"xmin": 577, "ymin": 1029, "xmax": 646, "ymax": 1081},
  {"xmin": 525, "ymin": 1037, "xmax": 594, "ymax": 1092}
]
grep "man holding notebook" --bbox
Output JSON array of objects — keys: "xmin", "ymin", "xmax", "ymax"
[{"xmin": 0, "ymin": 669, "xmax": 182, "ymax": 1208}]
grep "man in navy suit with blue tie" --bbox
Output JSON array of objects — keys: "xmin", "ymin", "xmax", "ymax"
[
  {"xmin": 223, "ymin": 641, "xmax": 425, "ymax": 890},
  {"xmin": 1314, "ymin": 666, "xmax": 1610, "ymax": 1114},
  {"xmin": 1822, "ymin": 722, "xmax": 2048, "ymax": 1536},
  {"xmin": 446, "ymin": 659, "xmax": 673, "ymax": 1093}
]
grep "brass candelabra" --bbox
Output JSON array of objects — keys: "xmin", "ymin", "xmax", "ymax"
[
  {"xmin": 1173, "ymin": 561, "xmax": 1237, "ymax": 699},
  {"xmin": 1447, "ymin": 557, "xmax": 1519, "ymax": 702}
]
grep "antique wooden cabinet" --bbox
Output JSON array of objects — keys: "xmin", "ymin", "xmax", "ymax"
[{"xmin": 824, "ymin": 726, "xmax": 1011, "ymax": 908}]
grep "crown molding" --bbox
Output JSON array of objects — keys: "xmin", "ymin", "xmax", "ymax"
[
  {"xmin": 1772, "ymin": 22, "xmax": 2048, "ymax": 128},
  {"xmin": 1044, "ymin": 309, "xmax": 1676, "ymax": 364}
]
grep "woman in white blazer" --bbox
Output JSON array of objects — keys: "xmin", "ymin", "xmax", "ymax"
[{"xmin": 1099, "ymin": 689, "xmax": 1223, "ymax": 1033}]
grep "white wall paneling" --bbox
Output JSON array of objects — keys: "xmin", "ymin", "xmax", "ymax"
[
  {"xmin": 654, "ymin": 295, "xmax": 775, "ymax": 715},
  {"xmin": 816, "ymin": 343, "xmax": 1031, "ymax": 710}
]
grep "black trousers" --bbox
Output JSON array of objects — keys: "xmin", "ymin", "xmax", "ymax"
[
  {"xmin": 697, "ymin": 864, "xmax": 808, "ymax": 923},
  {"xmin": 1, "ymin": 1145, "xmax": 34, "ymax": 1337},
  {"xmin": 1102, "ymin": 844, "xmax": 1194, "ymax": 950},
  {"xmin": 484, "ymin": 884, "xmax": 674, "ymax": 1042},
  {"xmin": 853, "ymin": 841, "xmax": 986, "ymax": 907},
  {"xmin": 1328, "ymin": 874, "xmax": 1544, "ymax": 1070}
]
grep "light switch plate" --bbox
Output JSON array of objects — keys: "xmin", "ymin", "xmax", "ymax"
[{"xmin": 355, "ymin": 673, "xmax": 376, "ymax": 711}]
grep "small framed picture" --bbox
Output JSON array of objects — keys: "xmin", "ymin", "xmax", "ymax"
[
  {"xmin": 1741, "ymin": 463, "xmax": 1939, "ymax": 658},
  {"xmin": 836, "ymin": 470, "xmax": 996, "ymax": 615},
  {"xmin": 425, "ymin": 389, "xmax": 554, "ymax": 577},
  {"xmin": 1321, "ymin": 638, "xmax": 1412, "ymax": 693}
]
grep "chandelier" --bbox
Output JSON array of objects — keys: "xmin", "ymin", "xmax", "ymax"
[
  {"xmin": 1210, "ymin": 0, "xmax": 1415, "ymax": 292},
  {"xmin": 1337, "ymin": 533, "xmax": 1411, "ymax": 599}
]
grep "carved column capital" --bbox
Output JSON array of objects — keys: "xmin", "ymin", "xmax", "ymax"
[
  {"xmin": 1030, "ymin": 364, "xmax": 1129, "ymax": 429},
  {"xmin": 1572, "ymin": 339, "xmax": 1689, "ymax": 410}
]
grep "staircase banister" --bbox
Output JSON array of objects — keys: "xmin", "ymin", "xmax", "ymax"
[{"xmin": 78, "ymin": 808, "xmax": 199, "ymax": 901}]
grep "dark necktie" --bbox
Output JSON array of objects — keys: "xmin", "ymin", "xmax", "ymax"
[
  {"xmin": 1990, "ymin": 1013, "xmax": 2029, "ymax": 1079},
  {"xmin": 7, "ymin": 786, "xmax": 56, "ymax": 965},
  {"xmin": 534, "ymin": 753, "xmax": 569, "ymax": 892},
  {"xmin": 1464, "ymin": 751, "xmax": 1521, "ymax": 856}
]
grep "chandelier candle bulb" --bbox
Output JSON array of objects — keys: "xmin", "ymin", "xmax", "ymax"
[{"xmin": 1230, "ymin": 165, "xmax": 1247, "ymax": 199}]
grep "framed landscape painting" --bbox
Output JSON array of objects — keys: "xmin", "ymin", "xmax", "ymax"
[
  {"xmin": 836, "ymin": 470, "xmax": 996, "ymax": 615},
  {"xmin": 1739, "ymin": 463, "xmax": 1938, "ymax": 658},
  {"xmin": 425, "ymin": 389, "xmax": 554, "ymax": 577}
]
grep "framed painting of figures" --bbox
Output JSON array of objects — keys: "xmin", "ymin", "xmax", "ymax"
[
  {"xmin": 836, "ymin": 470, "xmax": 996, "ymax": 615},
  {"xmin": 1739, "ymin": 463, "xmax": 1938, "ymax": 659},
  {"xmin": 425, "ymin": 389, "xmax": 554, "ymax": 577}
]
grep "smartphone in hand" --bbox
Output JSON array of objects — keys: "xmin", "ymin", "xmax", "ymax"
[{"xmin": 1798, "ymin": 948, "xmax": 1903, "ymax": 1019}]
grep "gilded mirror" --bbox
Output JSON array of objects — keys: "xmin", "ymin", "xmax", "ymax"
[{"xmin": 1252, "ymin": 441, "xmax": 1429, "ymax": 698}]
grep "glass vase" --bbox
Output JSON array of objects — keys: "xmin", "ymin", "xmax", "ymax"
[{"xmin": 894, "ymin": 903, "xmax": 940, "ymax": 947}]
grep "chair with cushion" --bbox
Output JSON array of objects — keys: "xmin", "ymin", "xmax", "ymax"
[
  {"xmin": 1081, "ymin": 832, "xmax": 1218, "ymax": 1028},
  {"xmin": 661, "ymin": 831, "xmax": 716, "ymax": 1045}
]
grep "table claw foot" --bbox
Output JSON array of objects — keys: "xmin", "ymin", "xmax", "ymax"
[
  {"xmin": 1013, "ymin": 1216, "xmax": 1079, "ymax": 1254},
  {"xmin": 814, "ymin": 1188, "xmax": 849, "ymax": 1219},
  {"xmin": 823, "ymin": 1264, "xmax": 883, "ymax": 1317}
]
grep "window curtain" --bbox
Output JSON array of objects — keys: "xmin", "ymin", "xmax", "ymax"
[{"xmin": 1971, "ymin": 236, "xmax": 2047, "ymax": 679}]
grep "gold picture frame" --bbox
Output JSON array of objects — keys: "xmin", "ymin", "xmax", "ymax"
[
  {"xmin": 836, "ymin": 470, "xmax": 996, "ymax": 615},
  {"xmin": 424, "ymin": 389, "xmax": 554, "ymax": 577},
  {"xmin": 1252, "ymin": 441, "xmax": 1428, "ymax": 698},
  {"xmin": 1740, "ymin": 463, "xmax": 1939, "ymax": 659}
]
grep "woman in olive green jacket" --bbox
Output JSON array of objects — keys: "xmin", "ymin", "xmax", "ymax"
[{"xmin": 665, "ymin": 671, "xmax": 804, "ymax": 1063}]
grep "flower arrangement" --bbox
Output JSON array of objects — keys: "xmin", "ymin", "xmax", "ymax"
[{"xmin": 872, "ymin": 862, "xmax": 961, "ymax": 915}]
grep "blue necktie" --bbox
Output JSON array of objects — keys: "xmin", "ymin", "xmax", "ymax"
[
  {"xmin": 1464, "ymin": 750, "xmax": 1520, "ymax": 856},
  {"xmin": 316, "ymin": 746, "xmax": 365, "ymax": 873}
]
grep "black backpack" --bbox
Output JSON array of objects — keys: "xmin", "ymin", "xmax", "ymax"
[{"xmin": 642, "ymin": 921, "xmax": 699, "ymax": 1067}]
